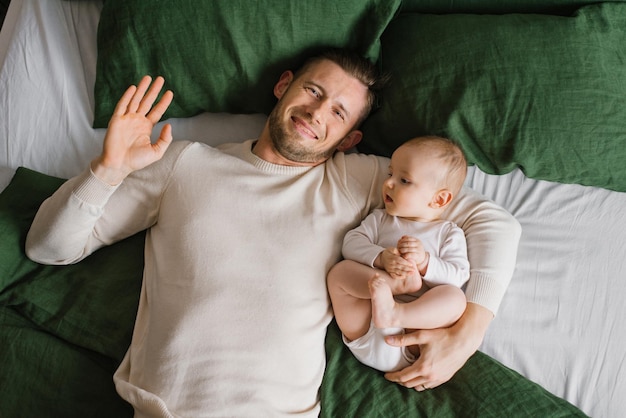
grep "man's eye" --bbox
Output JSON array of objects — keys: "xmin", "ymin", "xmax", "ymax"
[
  {"xmin": 334, "ymin": 110, "xmax": 345, "ymax": 121},
  {"xmin": 307, "ymin": 87, "xmax": 319, "ymax": 97}
]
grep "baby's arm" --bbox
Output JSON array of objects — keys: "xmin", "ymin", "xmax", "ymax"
[
  {"xmin": 421, "ymin": 225, "xmax": 469, "ymax": 288},
  {"xmin": 343, "ymin": 209, "xmax": 417, "ymax": 280}
]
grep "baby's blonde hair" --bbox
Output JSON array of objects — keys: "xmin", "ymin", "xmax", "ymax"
[{"xmin": 401, "ymin": 136, "xmax": 467, "ymax": 195}]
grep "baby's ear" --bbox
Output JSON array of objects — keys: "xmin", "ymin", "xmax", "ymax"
[{"xmin": 431, "ymin": 189, "xmax": 453, "ymax": 208}]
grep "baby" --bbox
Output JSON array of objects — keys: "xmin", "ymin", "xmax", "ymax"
[{"xmin": 327, "ymin": 136, "xmax": 469, "ymax": 372}]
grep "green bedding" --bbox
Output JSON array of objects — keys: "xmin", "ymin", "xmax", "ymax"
[
  {"xmin": 0, "ymin": 308, "xmax": 133, "ymax": 417},
  {"xmin": 322, "ymin": 321, "xmax": 585, "ymax": 418},
  {"xmin": 93, "ymin": 0, "xmax": 401, "ymax": 128},
  {"xmin": 93, "ymin": 1, "xmax": 626, "ymax": 192},
  {"xmin": 398, "ymin": 0, "xmax": 618, "ymax": 13},
  {"xmin": 2, "ymin": 1, "xmax": 621, "ymax": 416},
  {"xmin": 359, "ymin": 3, "xmax": 626, "ymax": 192},
  {"xmin": 0, "ymin": 167, "xmax": 587, "ymax": 417}
]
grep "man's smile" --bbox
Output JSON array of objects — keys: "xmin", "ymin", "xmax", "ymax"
[{"xmin": 292, "ymin": 116, "xmax": 319, "ymax": 140}]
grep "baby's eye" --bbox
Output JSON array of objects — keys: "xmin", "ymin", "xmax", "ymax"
[{"xmin": 401, "ymin": 178, "xmax": 410, "ymax": 184}]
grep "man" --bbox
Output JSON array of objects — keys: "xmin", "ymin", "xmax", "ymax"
[{"xmin": 26, "ymin": 49, "xmax": 520, "ymax": 416}]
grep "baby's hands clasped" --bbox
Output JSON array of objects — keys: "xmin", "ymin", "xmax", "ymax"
[
  {"xmin": 397, "ymin": 235, "xmax": 429, "ymax": 275},
  {"xmin": 380, "ymin": 247, "xmax": 417, "ymax": 280},
  {"xmin": 397, "ymin": 236, "xmax": 427, "ymax": 264}
]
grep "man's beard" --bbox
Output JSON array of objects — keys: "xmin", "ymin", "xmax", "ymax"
[{"xmin": 267, "ymin": 105, "xmax": 334, "ymax": 164}]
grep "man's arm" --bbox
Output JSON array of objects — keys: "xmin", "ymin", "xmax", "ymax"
[
  {"xmin": 26, "ymin": 76, "xmax": 174, "ymax": 264},
  {"xmin": 384, "ymin": 185, "xmax": 522, "ymax": 390}
]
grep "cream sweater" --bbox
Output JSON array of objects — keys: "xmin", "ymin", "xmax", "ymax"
[{"xmin": 26, "ymin": 140, "xmax": 521, "ymax": 417}]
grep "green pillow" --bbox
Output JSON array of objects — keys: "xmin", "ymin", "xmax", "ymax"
[
  {"xmin": 0, "ymin": 167, "xmax": 145, "ymax": 362},
  {"xmin": 321, "ymin": 321, "xmax": 587, "ymax": 417},
  {"xmin": 93, "ymin": 0, "xmax": 401, "ymax": 128},
  {"xmin": 360, "ymin": 3, "xmax": 626, "ymax": 192},
  {"xmin": 398, "ymin": 0, "xmax": 620, "ymax": 14}
]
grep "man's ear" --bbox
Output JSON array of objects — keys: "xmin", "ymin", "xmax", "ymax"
[
  {"xmin": 337, "ymin": 130, "xmax": 363, "ymax": 152},
  {"xmin": 431, "ymin": 189, "xmax": 453, "ymax": 208},
  {"xmin": 274, "ymin": 71, "xmax": 294, "ymax": 99}
]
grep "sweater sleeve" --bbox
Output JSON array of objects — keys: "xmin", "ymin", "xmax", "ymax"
[
  {"xmin": 342, "ymin": 210, "xmax": 385, "ymax": 267},
  {"xmin": 341, "ymin": 153, "xmax": 388, "ymax": 220},
  {"xmin": 423, "ymin": 223, "xmax": 470, "ymax": 289},
  {"xmin": 26, "ymin": 140, "xmax": 191, "ymax": 265},
  {"xmin": 441, "ymin": 186, "xmax": 522, "ymax": 315},
  {"xmin": 25, "ymin": 168, "xmax": 121, "ymax": 264}
]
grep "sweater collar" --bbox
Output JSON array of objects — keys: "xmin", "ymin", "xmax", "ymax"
[{"xmin": 243, "ymin": 140, "xmax": 316, "ymax": 176}]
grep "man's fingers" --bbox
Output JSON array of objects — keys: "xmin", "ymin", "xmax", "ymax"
[
  {"xmin": 113, "ymin": 85, "xmax": 138, "ymax": 116},
  {"xmin": 384, "ymin": 350, "xmax": 443, "ymax": 392},
  {"xmin": 153, "ymin": 124, "xmax": 173, "ymax": 155},
  {"xmin": 138, "ymin": 76, "xmax": 167, "ymax": 116},
  {"xmin": 385, "ymin": 368, "xmax": 418, "ymax": 385},
  {"xmin": 385, "ymin": 329, "xmax": 424, "ymax": 347},
  {"xmin": 384, "ymin": 365, "xmax": 433, "ymax": 390},
  {"xmin": 147, "ymin": 89, "xmax": 174, "ymax": 125},
  {"xmin": 128, "ymin": 75, "xmax": 153, "ymax": 113},
  {"xmin": 112, "ymin": 75, "xmax": 172, "ymax": 124}
]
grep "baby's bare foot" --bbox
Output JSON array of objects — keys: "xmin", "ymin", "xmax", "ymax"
[
  {"xmin": 392, "ymin": 271, "xmax": 422, "ymax": 295},
  {"xmin": 369, "ymin": 275, "xmax": 400, "ymax": 328}
]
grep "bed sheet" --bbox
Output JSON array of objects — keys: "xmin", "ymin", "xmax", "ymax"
[
  {"xmin": 1, "ymin": 1, "xmax": 625, "ymax": 417},
  {"xmin": 468, "ymin": 165, "xmax": 626, "ymax": 418}
]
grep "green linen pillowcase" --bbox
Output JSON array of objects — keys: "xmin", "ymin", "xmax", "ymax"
[
  {"xmin": 93, "ymin": 0, "xmax": 402, "ymax": 128},
  {"xmin": 0, "ymin": 167, "xmax": 145, "ymax": 362},
  {"xmin": 321, "ymin": 321, "xmax": 587, "ymax": 417},
  {"xmin": 360, "ymin": 3, "xmax": 626, "ymax": 192},
  {"xmin": 398, "ymin": 0, "xmax": 618, "ymax": 14}
]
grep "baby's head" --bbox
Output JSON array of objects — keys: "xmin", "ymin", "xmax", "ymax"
[{"xmin": 383, "ymin": 136, "xmax": 467, "ymax": 221}]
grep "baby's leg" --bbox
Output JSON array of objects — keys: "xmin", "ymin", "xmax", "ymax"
[
  {"xmin": 327, "ymin": 260, "xmax": 380, "ymax": 341},
  {"xmin": 385, "ymin": 267, "xmax": 422, "ymax": 296},
  {"xmin": 370, "ymin": 280, "xmax": 466, "ymax": 330}
]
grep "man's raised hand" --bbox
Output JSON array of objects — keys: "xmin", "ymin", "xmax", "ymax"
[{"xmin": 92, "ymin": 75, "xmax": 174, "ymax": 185}]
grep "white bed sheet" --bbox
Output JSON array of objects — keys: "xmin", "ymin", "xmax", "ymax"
[
  {"xmin": 1, "ymin": 1, "xmax": 625, "ymax": 417},
  {"xmin": 470, "ymin": 166, "xmax": 626, "ymax": 417}
]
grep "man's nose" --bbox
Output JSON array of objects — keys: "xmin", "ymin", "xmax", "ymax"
[{"xmin": 307, "ymin": 100, "xmax": 327, "ymax": 125}]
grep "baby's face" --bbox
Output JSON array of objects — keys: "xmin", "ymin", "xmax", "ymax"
[{"xmin": 382, "ymin": 146, "xmax": 443, "ymax": 222}]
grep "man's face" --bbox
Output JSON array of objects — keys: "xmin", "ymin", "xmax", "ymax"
[{"xmin": 267, "ymin": 60, "xmax": 369, "ymax": 165}]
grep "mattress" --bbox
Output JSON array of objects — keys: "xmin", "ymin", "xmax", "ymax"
[{"xmin": 1, "ymin": 1, "xmax": 625, "ymax": 417}]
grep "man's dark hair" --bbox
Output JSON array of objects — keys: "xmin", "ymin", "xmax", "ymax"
[{"xmin": 295, "ymin": 48, "xmax": 389, "ymax": 125}]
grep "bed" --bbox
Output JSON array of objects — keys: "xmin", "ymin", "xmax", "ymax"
[{"xmin": 1, "ymin": 1, "xmax": 624, "ymax": 417}]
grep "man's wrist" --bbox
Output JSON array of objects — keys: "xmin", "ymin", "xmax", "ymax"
[
  {"xmin": 90, "ymin": 157, "xmax": 129, "ymax": 186},
  {"xmin": 456, "ymin": 302, "xmax": 494, "ymax": 348}
]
